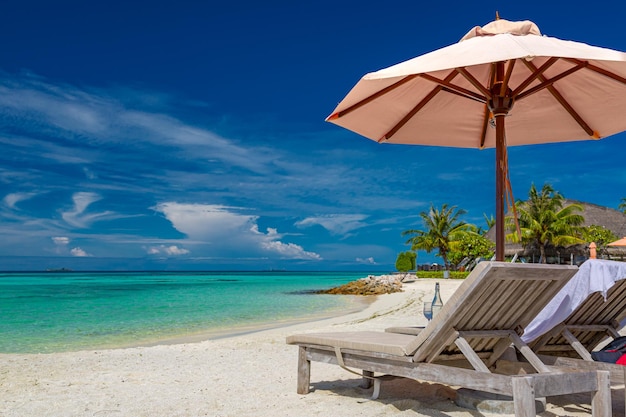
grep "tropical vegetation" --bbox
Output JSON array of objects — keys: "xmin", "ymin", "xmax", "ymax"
[
  {"xmin": 506, "ymin": 183, "xmax": 585, "ymax": 263},
  {"xmin": 402, "ymin": 203, "xmax": 478, "ymax": 271},
  {"xmin": 619, "ymin": 197, "xmax": 626, "ymax": 214},
  {"xmin": 477, "ymin": 213, "xmax": 495, "ymax": 235},
  {"xmin": 447, "ymin": 232, "xmax": 495, "ymax": 267},
  {"xmin": 580, "ymin": 225, "xmax": 618, "ymax": 257},
  {"xmin": 415, "ymin": 270, "xmax": 469, "ymax": 279},
  {"xmin": 399, "ymin": 185, "xmax": 622, "ymax": 270},
  {"xmin": 395, "ymin": 251, "xmax": 416, "ymax": 272}
]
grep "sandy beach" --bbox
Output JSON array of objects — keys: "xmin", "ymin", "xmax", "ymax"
[{"xmin": 1, "ymin": 278, "xmax": 622, "ymax": 417}]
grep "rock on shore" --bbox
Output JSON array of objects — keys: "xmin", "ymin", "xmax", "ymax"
[{"xmin": 317, "ymin": 274, "xmax": 404, "ymax": 295}]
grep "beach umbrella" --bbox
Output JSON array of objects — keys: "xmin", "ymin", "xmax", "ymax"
[
  {"xmin": 326, "ymin": 17, "xmax": 626, "ymax": 261},
  {"xmin": 608, "ymin": 237, "xmax": 626, "ymax": 247}
]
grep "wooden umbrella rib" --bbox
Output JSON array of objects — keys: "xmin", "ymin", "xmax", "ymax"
[
  {"xmin": 480, "ymin": 104, "xmax": 490, "ymax": 148},
  {"xmin": 515, "ymin": 62, "xmax": 587, "ymax": 101},
  {"xmin": 585, "ymin": 63, "xmax": 626, "ymax": 84},
  {"xmin": 456, "ymin": 67, "xmax": 492, "ymax": 98},
  {"xmin": 510, "ymin": 57, "xmax": 559, "ymax": 97},
  {"xmin": 546, "ymin": 85, "xmax": 595, "ymax": 136},
  {"xmin": 419, "ymin": 73, "xmax": 485, "ymax": 102},
  {"xmin": 522, "ymin": 60, "xmax": 595, "ymax": 137},
  {"xmin": 564, "ymin": 57, "xmax": 626, "ymax": 85},
  {"xmin": 440, "ymin": 87, "xmax": 487, "ymax": 103},
  {"xmin": 500, "ymin": 59, "xmax": 516, "ymax": 96},
  {"xmin": 381, "ymin": 71, "xmax": 459, "ymax": 141},
  {"xmin": 331, "ymin": 74, "xmax": 420, "ymax": 119}
]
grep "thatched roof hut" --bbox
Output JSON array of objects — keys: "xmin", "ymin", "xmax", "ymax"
[{"xmin": 485, "ymin": 200, "xmax": 626, "ymax": 264}]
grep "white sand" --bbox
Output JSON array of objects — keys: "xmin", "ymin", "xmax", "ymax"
[{"xmin": 1, "ymin": 278, "xmax": 622, "ymax": 417}]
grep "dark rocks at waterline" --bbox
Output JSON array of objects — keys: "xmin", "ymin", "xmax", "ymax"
[{"xmin": 317, "ymin": 275, "xmax": 404, "ymax": 295}]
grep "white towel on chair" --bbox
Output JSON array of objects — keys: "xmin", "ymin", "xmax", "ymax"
[{"xmin": 522, "ymin": 259, "xmax": 626, "ymax": 343}]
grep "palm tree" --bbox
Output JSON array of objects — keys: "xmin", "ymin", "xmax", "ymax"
[
  {"xmin": 484, "ymin": 213, "xmax": 496, "ymax": 230},
  {"xmin": 619, "ymin": 197, "xmax": 626, "ymax": 214},
  {"xmin": 475, "ymin": 213, "xmax": 495, "ymax": 236},
  {"xmin": 402, "ymin": 203, "xmax": 472, "ymax": 270},
  {"xmin": 506, "ymin": 183, "xmax": 585, "ymax": 263}
]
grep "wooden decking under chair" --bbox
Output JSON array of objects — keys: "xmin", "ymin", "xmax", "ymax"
[{"xmin": 286, "ymin": 262, "xmax": 612, "ymax": 417}]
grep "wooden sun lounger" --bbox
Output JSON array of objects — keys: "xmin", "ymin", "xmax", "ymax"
[
  {"xmin": 526, "ymin": 261, "xmax": 626, "ymax": 414},
  {"xmin": 286, "ymin": 262, "xmax": 612, "ymax": 417},
  {"xmin": 529, "ymin": 276, "xmax": 626, "ymax": 367}
]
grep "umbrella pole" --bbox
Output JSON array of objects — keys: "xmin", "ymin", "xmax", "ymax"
[
  {"xmin": 491, "ymin": 61, "xmax": 513, "ymax": 262},
  {"xmin": 495, "ymin": 115, "xmax": 506, "ymax": 261}
]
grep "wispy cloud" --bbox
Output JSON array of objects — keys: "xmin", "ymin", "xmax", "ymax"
[
  {"xmin": 295, "ymin": 214, "xmax": 369, "ymax": 235},
  {"xmin": 3, "ymin": 192, "xmax": 36, "ymax": 209},
  {"xmin": 0, "ymin": 74, "xmax": 275, "ymax": 176},
  {"xmin": 61, "ymin": 192, "xmax": 114, "ymax": 228}
]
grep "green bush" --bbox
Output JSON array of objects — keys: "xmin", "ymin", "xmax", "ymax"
[
  {"xmin": 395, "ymin": 251, "xmax": 416, "ymax": 272},
  {"xmin": 415, "ymin": 271, "xmax": 469, "ymax": 279}
]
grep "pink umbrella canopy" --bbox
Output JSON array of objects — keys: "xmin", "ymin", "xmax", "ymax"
[
  {"xmin": 326, "ymin": 18, "xmax": 626, "ymax": 260},
  {"xmin": 608, "ymin": 237, "xmax": 626, "ymax": 247}
]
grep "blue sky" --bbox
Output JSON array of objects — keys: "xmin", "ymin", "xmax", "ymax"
[{"xmin": 1, "ymin": 1, "xmax": 625, "ymax": 271}]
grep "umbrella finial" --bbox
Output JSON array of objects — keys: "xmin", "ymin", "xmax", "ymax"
[{"xmin": 495, "ymin": 11, "xmax": 500, "ymax": 20}]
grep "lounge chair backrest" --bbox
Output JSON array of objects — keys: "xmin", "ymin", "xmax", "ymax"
[
  {"xmin": 531, "ymin": 277, "xmax": 626, "ymax": 357},
  {"xmin": 406, "ymin": 261, "xmax": 578, "ymax": 362}
]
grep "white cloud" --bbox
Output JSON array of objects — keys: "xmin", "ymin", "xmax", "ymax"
[
  {"xmin": 295, "ymin": 214, "xmax": 369, "ymax": 235},
  {"xmin": 52, "ymin": 236, "xmax": 70, "ymax": 246},
  {"xmin": 0, "ymin": 83, "xmax": 106, "ymax": 136},
  {"xmin": 155, "ymin": 202, "xmax": 257, "ymax": 239},
  {"xmin": 70, "ymin": 247, "xmax": 90, "ymax": 257},
  {"xmin": 82, "ymin": 167, "xmax": 97, "ymax": 180},
  {"xmin": 154, "ymin": 202, "xmax": 322, "ymax": 261},
  {"xmin": 356, "ymin": 257, "xmax": 377, "ymax": 265},
  {"xmin": 260, "ymin": 241, "xmax": 321, "ymax": 260},
  {"xmin": 146, "ymin": 245, "xmax": 190, "ymax": 256},
  {"xmin": 50, "ymin": 237, "xmax": 90, "ymax": 257},
  {"xmin": 3, "ymin": 192, "xmax": 36, "ymax": 209},
  {"xmin": 61, "ymin": 192, "xmax": 114, "ymax": 228},
  {"xmin": 49, "ymin": 236, "xmax": 72, "ymax": 255},
  {"xmin": 123, "ymin": 116, "xmax": 272, "ymax": 174},
  {"xmin": 0, "ymin": 76, "xmax": 275, "ymax": 175}
]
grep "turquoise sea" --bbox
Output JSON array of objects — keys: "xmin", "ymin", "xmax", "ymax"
[{"xmin": 0, "ymin": 271, "xmax": 373, "ymax": 354}]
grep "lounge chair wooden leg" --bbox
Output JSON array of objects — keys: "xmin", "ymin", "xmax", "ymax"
[
  {"xmin": 591, "ymin": 370, "xmax": 611, "ymax": 417},
  {"xmin": 512, "ymin": 376, "xmax": 536, "ymax": 417},
  {"xmin": 297, "ymin": 346, "xmax": 311, "ymax": 394},
  {"xmin": 360, "ymin": 370, "xmax": 374, "ymax": 389}
]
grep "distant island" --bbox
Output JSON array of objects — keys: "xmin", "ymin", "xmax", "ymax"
[{"xmin": 46, "ymin": 267, "xmax": 73, "ymax": 272}]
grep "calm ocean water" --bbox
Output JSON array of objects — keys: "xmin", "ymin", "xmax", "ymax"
[{"xmin": 0, "ymin": 271, "xmax": 372, "ymax": 354}]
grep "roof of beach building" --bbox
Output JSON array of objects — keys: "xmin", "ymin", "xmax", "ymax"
[{"xmin": 567, "ymin": 200, "xmax": 626, "ymax": 237}]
